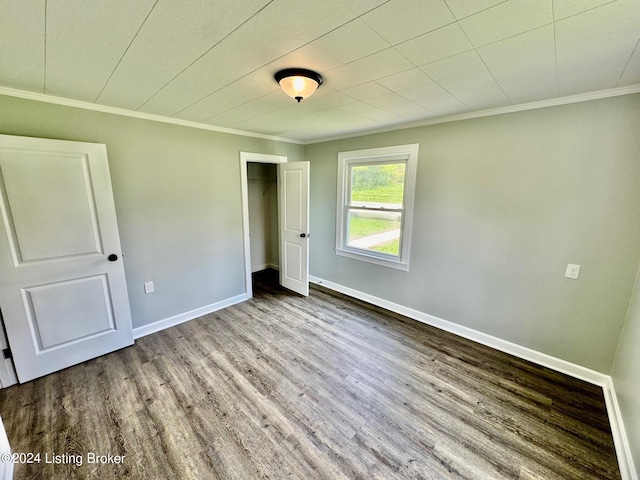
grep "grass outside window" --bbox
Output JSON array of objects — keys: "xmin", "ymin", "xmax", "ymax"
[{"xmin": 336, "ymin": 144, "xmax": 419, "ymax": 270}]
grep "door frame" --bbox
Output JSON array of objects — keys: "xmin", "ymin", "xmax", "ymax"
[
  {"xmin": 0, "ymin": 318, "xmax": 17, "ymax": 388},
  {"xmin": 239, "ymin": 152, "xmax": 287, "ymax": 299}
]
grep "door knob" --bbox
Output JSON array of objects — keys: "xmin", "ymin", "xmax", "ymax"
[
  {"xmin": 300, "ymin": 233, "xmax": 310, "ymax": 238},
  {"xmin": 107, "ymin": 254, "xmax": 118, "ymax": 262}
]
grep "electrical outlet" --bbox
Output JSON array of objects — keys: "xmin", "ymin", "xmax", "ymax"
[
  {"xmin": 565, "ymin": 264, "xmax": 581, "ymax": 280},
  {"xmin": 144, "ymin": 281, "xmax": 155, "ymax": 294}
]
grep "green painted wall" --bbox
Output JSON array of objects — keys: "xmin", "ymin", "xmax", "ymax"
[
  {"xmin": 0, "ymin": 94, "xmax": 303, "ymax": 329},
  {"xmin": 305, "ymin": 94, "xmax": 640, "ymax": 374},
  {"xmin": 1, "ymin": 90, "xmax": 639, "ymax": 472}
]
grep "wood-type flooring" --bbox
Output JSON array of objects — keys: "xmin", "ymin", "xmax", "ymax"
[{"xmin": 0, "ymin": 269, "xmax": 621, "ymax": 479}]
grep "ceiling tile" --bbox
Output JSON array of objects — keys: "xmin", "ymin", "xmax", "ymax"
[
  {"xmin": 311, "ymin": 19, "xmax": 389, "ymax": 64},
  {"xmin": 347, "ymin": 48, "xmax": 414, "ymax": 80},
  {"xmin": 342, "ymin": 82, "xmax": 392, "ymax": 100},
  {"xmin": 0, "ymin": 0, "xmax": 45, "ymax": 92},
  {"xmin": 339, "ymin": 102, "xmax": 405, "ymax": 123},
  {"xmin": 260, "ymin": 89, "xmax": 303, "ymax": 108},
  {"xmin": 459, "ymin": 0, "xmax": 552, "ymax": 47},
  {"xmin": 259, "ymin": 88, "xmax": 351, "ymax": 116},
  {"xmin": 279, "ymin": 109, "xmax": 379, "ymax": 140},
  {"xmin": 361, "ymin": 0, "xmax": 455, "ymax": 44},
  {"xmin": 158, "ymin": 72, "xmax": 274, "ymax": 111},
  {"xmin": 552, "ymin": 0, "xmax": 615, "ymax": 21},
  {"xmin": 143, "ymin": 0, "xmax": 355, "ymax": 115},
  {"xmin": 137, "ymin": 98, "xmax": 187, "ymax": 117},
  {"xmin": 1, "ymin": 0, "xmax": 637, "ymax": 143},
  {"xmin": 324, "ymin": 64, "xmax": 371, "ymax": 90},
  {"xmin": 46, "ymin": 0, "xmax": 156, "ymax": 100},
  {"xmin": 228, "ymin": 74, "xmax": 280, "ymax": 99},
  {"xmin": 444, "ymin": 0, "xmax": 507, "ymax": 20},
  {"xmin": 114, "ymin": 0, "xmax": 270, "ymax": 75},
  {"xmin": 205, "ymin": 97, "xmax": 281, "ymax": 126},
  {"xmin": 618, "ymin": 44, "xmax": 640, "ymax": 87},
  {"xmin": 555, "ymin": 0, "xmax": 640, "ymax": 94},
  {"xmin": 366, "ymin": 93, "xmax": 409, "ymax": 108},
  {"xmin": 306, "ymin": 91, "xmax": 358, "ymax": 110},
  {"xmin": 337, "ymin": 0, "xmax": 389, "ymax": 16},
  {"xmin": 231, "ymin": 117, "xmax": 287, "ymax": 135},
  {"xmin": 234, "ymin": 103, "xmax": 308, "ymax": 127},
  {"xmin": 97, "ymin": 61, "xmax": 186, "ymax": 110},
  {"xmin": 97, "ymin": 0, "xmax": 268, "ymax": 106},
  {"xmin": 555, "ymin": 0, "xmax": 640, "ymax": 66},
  {"xmin": 557, "ymin": 56, "xmax": 631, "ymax": 96},
  {"xmin": 477, "ymin": 25, "xmax": 555, "ymax": 78},
  {"xmin": 172, "ymin": 86, "xmax": 250, "ymax": 122},
  {"xmin": 169, "ymin": 27, "xmax": 298, "ymax": 89},
  {"xmin": 396, "ymin": 24, "xmax": 473, "ymax": 66},
  {"xmin": 260, "ymin": 44, "xmax": 344, "ymax": 81},
  {"xmin": 415, "ymin": 94, "xmax": 467, "ymax": 114},
  {"xmin": 257, "ymin": 0, "xmax": 356, "ymax": 44},
  {"xmin": 478, "ymin": 25, "xmax": 557, "ymax": 101},
  {"xmin": 420, "ymin": 50, "xmax": 488, "ymax": 81},
  {"xmin": 377, "ymin": 68, "xmax": 433, "ymax": 91},
  {"xmin": 143, "ymin": 73, "xmax": 230, "ymax": 116},
  {"xmin": 416, "ymin": 56, "xmax": 511, "ymax": 112},
  {"xmin": 42, "ymin": 69, "xmax": 106, "ymax": 103},
  {"xmin": 382, "ymin": 102, "xmax": 432, "ymax": 118},
  {"xmin": 437, "ymin": 73, "xmax": 510, "ymax": 109},
  {"xmin": 496, "ymin": 74, "xmax": 559, "ymax": 103},
  {"xmin": 143, "ymin": 33, "xmax": 297, "ymax": 114},
  {"xmin": 98, "ymin": 84, "xmax": 167, "ymax": 111},
  {"xmin": 398, "ymin": 82, "xmax": 448, "ymax": 101}
]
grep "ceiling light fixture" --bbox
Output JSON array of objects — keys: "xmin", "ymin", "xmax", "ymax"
[{"xmin": 274, "ymin": 68, "xmax": 323, "ymax": 103}]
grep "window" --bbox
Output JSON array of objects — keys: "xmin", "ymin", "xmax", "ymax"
[{"xmin": 336, "ymin": 144, "xmax": 419, "ymax": 271}]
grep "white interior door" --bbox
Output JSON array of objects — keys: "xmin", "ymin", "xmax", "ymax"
[
  {"xmin": 278, "ymin": 161, "xmax": 309, "ymax": 296},
  {"xmin": 0, "ymin": 134, "xmax": 133, "ymax": 383}
]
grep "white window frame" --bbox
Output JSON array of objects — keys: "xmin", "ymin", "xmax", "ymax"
[{"xmin": 335, "ymin": 144, "xmax": 419, "ymax": 271}]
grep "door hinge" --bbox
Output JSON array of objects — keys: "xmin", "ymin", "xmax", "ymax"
[{"xmin": 2, "ymin": 348, "xmax": 11, "ymax": 360}]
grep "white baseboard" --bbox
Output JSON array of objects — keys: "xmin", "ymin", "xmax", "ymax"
[
  {"xmin": 309, "ymin": 276, "xmax": 606, "ymax": 384},
  {"xmin": 309, "ymin": 275, "xmax": 636, "ymax": 480},
  {"xmin": 132, "ymin": 293, "xmax": 248, "ymax": 339},
  {"xmin": 603, "ymin": 378, "xmax": 638, "ymax": 480},
  {"xmin": 1, "ymin": 461, "xmax": 13, "ymax": 480},
  {"xmin": 0, "ymin": 412, "xmax": 13, "ymax": 480}
]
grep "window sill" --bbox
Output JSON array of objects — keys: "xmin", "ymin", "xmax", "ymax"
[{"xmin": 335, "ymin": 248, "xmax": 409, "ymax": 271}]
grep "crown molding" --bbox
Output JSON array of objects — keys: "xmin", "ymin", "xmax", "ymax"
[
  {"xmin": 2, "ymin": 84, "xmax": 639, "ymax": 147},
  {"xmin": 0, "ymin": 86, "xmax": 303, "ymax": 145},
  {"xmin": 304, "ymin": 84, "xmax": 640, "ymax": 144}
]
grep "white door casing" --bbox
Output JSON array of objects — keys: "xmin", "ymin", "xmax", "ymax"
[
  {"xmin": 0, "ymin": 134, "xmax": 133, "ymax": 383},
  {"xmin": 239, "ymin": 152, "xmax": 287, "ymax": 298},
  {"xmin": 0, "ymin": 413, "xmax": 12, "ymax": 480},
  {"xmin": 278, "ymin": 162, "xmax": 310, "ymax": 296}
]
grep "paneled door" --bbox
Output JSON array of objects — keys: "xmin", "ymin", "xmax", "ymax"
[
  {"xmin": 278, "ymin": 161, "xmax": 309, "ymax": 296},
  {"xmin": 0, "ymin": 134, "xmax": 133, "ymax": 383}
]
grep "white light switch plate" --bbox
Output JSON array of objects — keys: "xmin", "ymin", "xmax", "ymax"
[
  {"xmin": 565, "ymin": 264, "xmax": 580, "ymax": 279},
  {"xmin": 144, "ymin": 281, "xmax": 155, "ymax": 294}
]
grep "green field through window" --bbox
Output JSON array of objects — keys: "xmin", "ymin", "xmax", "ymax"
[{"xmin": 347, "ymin": 163, "xmax": 405, "ymax": 256}]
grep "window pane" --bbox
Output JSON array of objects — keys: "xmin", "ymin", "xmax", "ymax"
[
  {"xmin": 347, "ymin": 209, "xmax": 401, "ymax": 256},
  {"xmin": 350, "ymin": 163, "xmax": 405, "ymax": 208}
]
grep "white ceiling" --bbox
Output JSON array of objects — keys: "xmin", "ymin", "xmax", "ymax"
[{"xmin": 1, "ymin": 0, "xmax": 639, "ymax": 143}]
